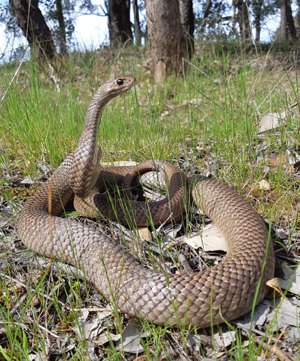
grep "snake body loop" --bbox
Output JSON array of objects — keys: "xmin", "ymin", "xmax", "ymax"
[{"xmin": 18, "ymin": 76, "xmax": 275, "ymax": 327}]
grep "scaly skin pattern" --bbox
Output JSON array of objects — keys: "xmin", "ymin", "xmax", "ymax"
[
  {"xmin": 73, "ymin": 160, "xmax": 189, "ymax": 226},
  {"xmin": 18, "ymin": 76, "xmax": 275, "ymax": 328}
]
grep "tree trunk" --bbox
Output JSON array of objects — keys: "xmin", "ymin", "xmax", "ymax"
[
  {"xmin": 145, "ymin": 0, "xmax": 187, "ymax": 82},
  {"xmin": 286, "ymin": 0, "xmax": 297, "ymax": 39},
  {"xmin": 252, "ymin": 0, "xmax": 263, "ymax": 43},
  {"xmin": 9, "ymin": 0, "xmax": 56, "ymax": 59},
  {"xmin": 133, "ymin": 0, "xmax": 141, "ymax": 45},
  {"xmin": 108, "ymin": 0, "xmax": 133, "ymax": 46},
  {"xmin": 178, "ymin": 0, "xmax": 194, "ymax": 55},
  {"xmin": 55, "ymin": 0, "xmax": 66, "ymax": 54},
  {"xmin": 280, "ymin": 0, "xmax": 288, "ymax": 40},
  {"xmin": 232, "ymin": 0, "xmax": 236, "ymax": 29},
  {"xmin": 279, "ymin": 0, "xmax": 296, "ymax": 40},
  {"xmin": 235, "ymin": 0, "xmax": 252, "ymax": 43}
]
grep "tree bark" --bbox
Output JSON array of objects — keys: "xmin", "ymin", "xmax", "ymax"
[
  {"xmin": 133, "ymin": 0, "xmax": 141, "ymax": 45},
  {"xmin": 286, "ymin": 0, "xmax": 297, "ymax": 39},
  {"xmin": 280, "ymin": 0, "xmax": 287, "ymax": 40},
  {"xmin": 252, "ymin": 0, "xmax": 263, "ymax": 43},
  {"xmin": 232, "ymin": 0, "xmax": 237, "ymax": 29},
  {"xmin": 279, "ymin": 0, "xmax": 296, "ymax": 40},
  {"xmin": 234, "ymin": 0, "xmax": 252, "ymax": 43},
  {"xmin": 145, "ymin": 0, "xmax": 187, "ymax": 82},
  {"xmin": 9, "ymin": 0, "xmax": 56, "ymax": 59},
  {"xmin": 178, "ymin": 0, "xmax": 194, "ymax": 55},
  {"xmin": 108, "ymin": 0, "xmax": 133, "ymax": 46},
  {"xmin": 55, "ymin": 0, "xmax": 66, "ymax": 54}
]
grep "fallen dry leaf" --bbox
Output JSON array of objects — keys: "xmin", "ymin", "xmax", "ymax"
[
  {"xmin": 138, "ymin": 227, "xmax": 152, "ymax": 241},
  {"xmin": 266, "ymin": 278, "xmax": 283, "ymax": 298},
  {"xmin": 258, "ymin": 111, "xmax": 286, "ymax": 134},
  {"xmin": 187, "ymin": 333, "xmax": 203, "ymax": 351},
  {"xmin": 97, "ymin": 332, "xmax": 121, "ymax": 346},
  {"xmin": 259, "ymin": 179, "xmax": 271, "ymax": 191},
  {"xmin": 164, "ymin": 222, "xmax": 182, "ymax": 239},
  {"xmin": 235, "ymin": 300, "xmax": 273, "ymax": 329},
  {"xmin": 267, "ymin": 297, "xmax": 300, "ymax": 333},
  {"xmin": 117, "ymin": 320, "xmax": 149, "ymax": 353},
  {"xmin": 278, "ymin": 263, "xmax": 300, "ymax": 295},
  {"xmin": 214, "ymin": 331, "xmax": 236, "ymax": 351},
  {"xmin": 183, "ymin": 224, "xmax": 227, "ymax": 252}
]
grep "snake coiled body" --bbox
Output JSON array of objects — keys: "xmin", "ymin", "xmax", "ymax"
[{"xmin": 18, "ymin": 76, "xmax": 275, "ymax": 328}]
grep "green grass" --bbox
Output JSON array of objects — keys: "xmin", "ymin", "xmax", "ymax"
[{"xmin": 0, "ymin": 42, "xmax": 300, "ymax": 359}]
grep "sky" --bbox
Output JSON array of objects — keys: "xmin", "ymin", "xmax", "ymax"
[
  {"xmin": 0, "ymin": 0, "xmax": 283, "ymax": 62},
  {"xmin": 69, "ymin": 0, "xmax": 109, "ymax": 49}
]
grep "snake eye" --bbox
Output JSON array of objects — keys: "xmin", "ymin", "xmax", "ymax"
[{"xmin": 116, "ymin": 79, "xmax": 124, "ymax": 86}]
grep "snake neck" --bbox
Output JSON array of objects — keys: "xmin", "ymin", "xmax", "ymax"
[
  {"xmin": 79, "ymin": 96, "xmax": 107, "ymax": 146},
  {"xmin": 67, "ymin": 76, "xmax": 136, "ymax": 199},
  {"xmin": 69, "ymin": 94, "xmax": 109, "ymax": 198}
]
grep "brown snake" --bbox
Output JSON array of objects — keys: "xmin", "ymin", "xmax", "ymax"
[{"xmin": 18, "ymin": 76, "xmax": 275, "ymax": 328}]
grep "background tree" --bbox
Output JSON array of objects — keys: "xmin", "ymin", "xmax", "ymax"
[
  {"xmin": 9, "ymin": 0, "xmax": 56, "ymax": 58},
  {"xmin": 51, "ymin": 0, "xmax": 66, "ymax": 54},
  {"xmin": 234, "ymin": 0, "xmax": 252, "ymax": 43},
  {"xmin": 197, "ymin": 0, "xmax": 230, "ymax": 38},
  {"xmin": 145, "ymin": 0, "xmax": 187, "ymax": 82},
  {"xmin": 4, "ymin": 0, "xmax": 300, "ymax": 67},
  {"xmin": 178, "ymin": 0, "xmax": 195, "ymax": 55},
  {"xmin": 133, "ymin": 0, "xmax": 142, "ymax": 45},
  {"xmin": 6, "ymin": 0, "xmax": 99, "ymax": 58},
  {"xmin": 45, "ymin": 0, "xmax": 78, "ymax": 54},
  {"xmin": 106, "ymin": 0, "xmax": 133, "ymax": 46},
  {"xmin": 279, "ymin": 0, "xmax": 297, "ymax": 40},
  {"xmin": 252, "ymin": 0, "xmax": 263, "ymax": 43}
]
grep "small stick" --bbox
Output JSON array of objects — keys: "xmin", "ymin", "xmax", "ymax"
[{"xmin": 179, "ymin": 254, "xmax": 193, "ymax": 273}]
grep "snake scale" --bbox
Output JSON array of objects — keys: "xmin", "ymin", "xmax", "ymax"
[{"xmin": 18, "ymin": 76, "xmax": 275, "ymax": 328}]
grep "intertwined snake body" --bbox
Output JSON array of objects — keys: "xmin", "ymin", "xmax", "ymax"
[{"xmin": 18, "ymin": 76, "xmax": 275, "ymax": 327}]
